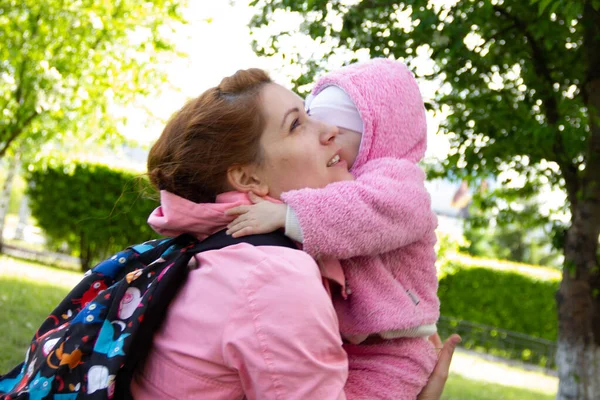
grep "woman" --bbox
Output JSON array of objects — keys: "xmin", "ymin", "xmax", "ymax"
[{"xmin": 132, "ymin": 68, "xmax": 458, "ymax": 399}]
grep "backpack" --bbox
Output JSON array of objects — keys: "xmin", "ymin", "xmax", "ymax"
[{"xmin": 0, "ymin": 230, "xmax": 296, "ymax": 400}]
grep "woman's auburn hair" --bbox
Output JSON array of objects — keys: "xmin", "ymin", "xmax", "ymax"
[{"xmin": 148, "ymin": 68, "xmax": 272, "ymax": 203}]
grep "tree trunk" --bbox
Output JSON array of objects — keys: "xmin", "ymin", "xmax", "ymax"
[
  {"xmin": 556, "ymin": 203, "xmax": 600, "ymax": 399},
  {"xmin": 556, "ymin": 4, "xmax": 600, "ymax": 397},
  {"xmin": 0, "ymin": 154, "xmax": 21, "ymax": 253},
  {"xmin": 79, "ymin": 233, "xmax": 92, "ymax": 272},
  {"xmin": 13, "ymin": 194, "xmax": 30, "ymax": 241}
]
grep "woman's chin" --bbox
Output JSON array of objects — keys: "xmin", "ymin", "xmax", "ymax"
[
  {"xmin": 332, "ymin": 170, "xmax": 354, "ymax": 183},
  {"xmin": 330, "ymin": 160, "xmax": 354, "ymax": 181}
]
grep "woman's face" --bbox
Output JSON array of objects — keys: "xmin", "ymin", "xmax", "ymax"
[{"xmin": 256, "ymin": 83, "xmax": 354, "ymax": 199}]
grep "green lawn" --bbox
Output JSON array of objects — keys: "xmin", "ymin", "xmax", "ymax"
[
  {"xmin": 0, "ymin": 255, "xmax": 82, "ymax": 370},
  {"xmin": 0, "ymin": 277, "xmax": 72, "ymax": 370},
  {"xmin": 443, "ymin": 374, "xmax": 554, "ymax": 400},
  {"xmin": 0, "ymin": 254, "xmax": 557, "ymax": 399}
]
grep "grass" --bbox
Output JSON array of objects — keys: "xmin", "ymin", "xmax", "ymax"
[
  {"xmin": 0, "ymin": 254, "xmax": 558, "ymax": 399},
  {"xmin": 0, "ymin": 277, "xmax": 72, "ymax": 370},
  {"xmin": 0, "ymin": 255, "xmax": 82, "ymax": 371},
  {"xmin": 446, "ymin": 253, "xmax": 561, "ymax": 282},
  {"xmin": 443, "ymin": 374, "xmax": 554, "ymax": 400},
  {"xmin": 447, "ymin": 348, "xmax": 557, "ymax": 398}
]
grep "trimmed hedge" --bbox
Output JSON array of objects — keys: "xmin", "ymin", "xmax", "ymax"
[
  {"xmin": 438, "ymin": 261, "xmax": 558, "ymax": 341},
  {"xmin": 26, "ymin": 161, "xmax": 159, "ymax": 270},
  {"xmin": 437, "ymin": 260, "xmax": 559, "ymax": 367}
]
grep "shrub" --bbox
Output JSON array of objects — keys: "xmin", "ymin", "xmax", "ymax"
[
  {"xmin": 439, "ymin": 261, "xmax": 558, "ymax": 340},
  {"xmin": 26, "ymin": 161, "xmax": 159, "ymax": 270},
  {"xmin": 438, "ymin": 261, "xmax": 559, "ymax": 367}
]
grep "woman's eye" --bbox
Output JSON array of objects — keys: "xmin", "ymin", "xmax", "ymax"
[
  {"xmin": 290, "ymin": 118, "xmax": 300, "ymax": 132},
  {"xmin": 305, "ymin": 107, "xmax": 311, "ymax": 116}
]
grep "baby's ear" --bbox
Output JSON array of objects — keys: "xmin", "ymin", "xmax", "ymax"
[{"xmin": 226, "ymin": 164, "xmax": 269, "ymax": 196}]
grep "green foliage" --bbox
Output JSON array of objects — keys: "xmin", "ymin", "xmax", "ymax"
[
  {"xmin": 0, "ymin": 0, "xmax": 187, "ymax": 161},
  {"xmin": 438, "ymin": 261, "xmax": 558, "ymax": 367},
  {"xmin": 250, "ymin": 0, "xmax": 592, "ymax": 191},
  {"xmin": 463, "ymin": 197, "xmax": 563, "ymax": 267},
  {"xmin": 435, "ymin": 232, "xmax": 466, "ymax": 263},
  {"xmin": 26, "ymin": 161, "xmax": 159, "ymax": 270},
  {"xmin": 439, "ymin": 261, "xmax": 558, "ymax": 340}
]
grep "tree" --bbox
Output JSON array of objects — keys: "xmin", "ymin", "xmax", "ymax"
[
  {"xmin": 0, "ymin": 0, "xmax": 187, "ymax": 158},
  {"xmin": 249, "ymin": 0, "xmax": 600, "ymax": 398},
  {"xmin": 464, "ymin": 198, "xmax": 562, "ymax": 267},
  {"xmin": 0, "ymin": 0, "xmax": 186, "ymax": 250}
]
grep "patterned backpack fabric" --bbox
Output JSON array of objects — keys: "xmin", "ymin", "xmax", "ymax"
[{"xmin": 0, "ymin": 230, "xmax": 296, "ymax": 400}]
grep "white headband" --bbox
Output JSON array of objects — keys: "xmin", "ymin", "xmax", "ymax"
[{"xmin": 305, "ymin": 86, "xmax": 363, "ymax": 134}]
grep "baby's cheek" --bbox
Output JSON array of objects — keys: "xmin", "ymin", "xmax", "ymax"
[{"xmin": 336, "ymin": 128, "xmax": 362, "ymax": 169}]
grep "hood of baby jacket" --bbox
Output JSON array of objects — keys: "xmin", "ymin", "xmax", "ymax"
[{"xmin": 310, "ymin": 58, "xmax": 427, "ymax": 171}]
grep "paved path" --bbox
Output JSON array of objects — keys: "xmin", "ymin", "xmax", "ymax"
[{"xmin": 450, "ymin": 348, "xmax": 557, "ymax": 395}]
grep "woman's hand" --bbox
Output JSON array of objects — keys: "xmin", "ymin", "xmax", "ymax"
[
  {"xmin": 417, "ymin": 333, "xmax": 461, "ymax": 400},
  {"xmin": 225, "ymin": 192, "xmax": 287, "ymax": 238}
]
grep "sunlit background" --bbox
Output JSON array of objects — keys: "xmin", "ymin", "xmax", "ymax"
[{"xmin": 2, "ymin": 0, "xmax": 599, "ymax": 398}]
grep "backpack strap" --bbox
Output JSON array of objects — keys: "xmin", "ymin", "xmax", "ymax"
[
  {"xmin": 135, "ymin": 233, "xmax": 198, "ymax": 266},
  {"xmin": 186, "ymin": 229, "xmax": 297, "ymax": 254}
]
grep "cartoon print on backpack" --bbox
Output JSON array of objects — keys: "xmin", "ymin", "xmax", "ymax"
[
  {"xmin": 71, "ymin": 302, "xmax": 106, "ymax": 325},
  {"xmin": 71, "ymin": 280, "xmax": 108, "ymax": 309},
  {"xmin": 131, "ymin": 242, "xmax": 156, "ymax": 254},
  {"xmin": 0, "ymin": 359, "xmax": 28, "ymax": 394},
  {"xmin": 28, "ymin": 372, "xmax": 54, "ymax": 400},
  {"xmin": 52, "ymin": 392, "xmax": 79, "ymax": 400},
  {"xmin": 40, "ymin": 311, "xmax": 70, "ymax": 329},
  {"xmin": 46, "ymin": 343, "xmax": 84, "ymax": 369},
  {"xmin": 29, "ymin": 324, "xmax": 69, "ymax": 372},
  {"xmin": 147, "ymin": 257, "xmax": 165, "ymax": 267},
  {"xmin": 94, "ymin": 321, "xmax": 130, "ymax": 358},
  {"xmin": 89, "ymin": 250, "xmax": 136, "ymax": 279},
  {"xmin": 118, "ymin": 287, "xmax": 142, "ymax": 319},
  {"xmin": 125, "ymin": 269, "xmax": 143, "ymax": 284},
  {"xmin": 87, "ymin": 365, "xmax": 114, "ymax": 395},
  {"xmin": 52, "ymin": 376, "xmax": 81, "ymax": 395},
  {"xmin": 157, "ymin": 262, "xmax": 175, "ymax": 282},
  {"xmin": 14, "ymin": 347, "xmax": 38, "ymax": 392}
]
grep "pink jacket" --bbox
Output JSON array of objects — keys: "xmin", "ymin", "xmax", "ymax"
[
  {"xmin": 282, "ymin": 59, "xmax": 440, "ymax": 336},
  {"xmin": 131, "ymin": 191, "xmax": 348, "ymax": 400}
]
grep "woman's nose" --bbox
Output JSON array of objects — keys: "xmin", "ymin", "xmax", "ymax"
[{"xmin": 319, "ymin": 120, "xmax": 339, "ymax": 144}]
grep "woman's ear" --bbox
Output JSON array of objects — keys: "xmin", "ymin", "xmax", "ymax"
[{"xmin": 227, "ymin": 164, "xmax": 269, "ymax": 196}]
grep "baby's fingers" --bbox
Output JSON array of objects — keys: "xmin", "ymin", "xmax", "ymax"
[
  {"xmin": 226, "ymin": 217, "xmax": 249, "ymax": 233},
  {"xmin": 231, "ymin": 227, "xmax": 256, "ymax": 238},
  {"xmin": 248, "ymin": 192, "xmax": 265, "ymax": 204},
  {"xmin": 225, "ymin": 205, "xmax": 250, "ymax": 216},
  {"xmin": 226, "ymin": 219, "xmax": 255, "ymax": 237}
]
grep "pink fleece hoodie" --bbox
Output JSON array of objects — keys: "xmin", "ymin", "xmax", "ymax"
[
  {"xmin": 282, "ymin": 58, "xmax": 440, "ymax": 337},
  {"xmin": 131, "ymin": 191, "xmax": 348, "ymax": 400}
]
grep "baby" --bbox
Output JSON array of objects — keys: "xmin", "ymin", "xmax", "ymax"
[{"xmin": 226, "ymin": 58, "xmax": 440, "ymax": 399}]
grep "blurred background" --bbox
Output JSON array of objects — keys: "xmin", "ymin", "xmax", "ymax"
[{"xmin": 2, "ymin": 1, "xmax": 599, "ymax": 399}]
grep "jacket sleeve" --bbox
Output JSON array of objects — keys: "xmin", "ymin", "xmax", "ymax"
[
  {"xmin": 222, "ymin": 249, "xmax": 348, "ymax": 400},
  {"xmin": 281, "ymin": 158, "xmax": 438, "ymax": 259}
]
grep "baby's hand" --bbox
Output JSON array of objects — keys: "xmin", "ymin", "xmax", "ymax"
[{"xmin": 225, "ymin": 192, "xmax": 287, "ymax": 238}]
